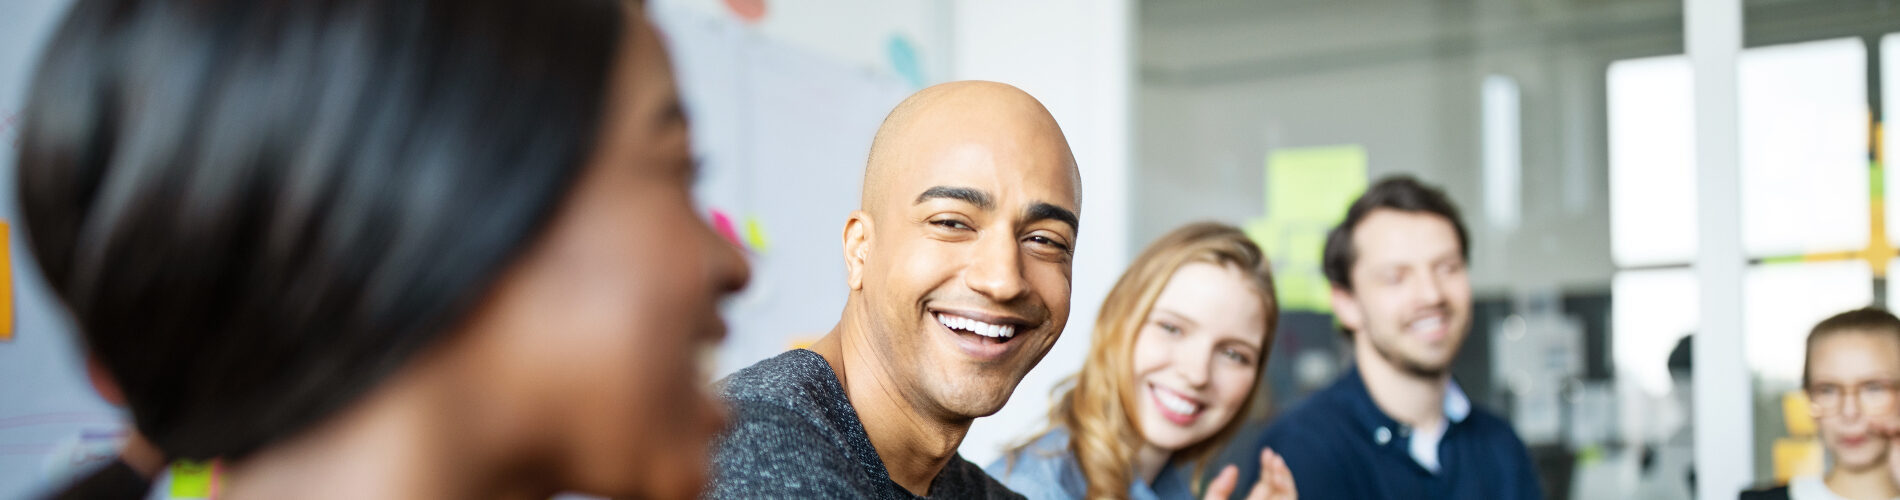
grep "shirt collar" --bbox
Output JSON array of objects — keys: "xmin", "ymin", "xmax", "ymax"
[
  {"xmin": 1337, "ymin": 365, "xmax": 1472, "ymax": 439},
  {"xmin": 1445, "ymin": 378, "xmax": 1471, "ymax": 424}
]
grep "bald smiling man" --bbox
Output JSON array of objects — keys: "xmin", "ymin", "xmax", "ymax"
[{"xmin": 705, "ymin": 81, "xmax": 1082, "ymax": 499}]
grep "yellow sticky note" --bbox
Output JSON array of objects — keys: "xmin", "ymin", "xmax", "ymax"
[
  {"xmin": 169, "ymin": 460, "xmax": 213, "ymax": 498},
  {"xmin": 744, "ymin": 218, "xmax": 769, "ymax": 253},
  {"xmin": 1267, "ymin": 146, "xmax": 1369, "ymax": 223},
  {"xmin": 787, "ymin": 336, "xmax": 819, "ymax": 350},
  {"xmin": 1772, "ymin": 437, "xmax": 1823, "ymax": 483},
  {"xmin": 1, "ymin": 220, "xmax": 12, "ymax": 342},
  {"xmin": 1783, "ymin": 390, "xmax": 1816, "ymax": 437},
  {"xmin": 1248, "ymin": 145, "xmax": 1368, "ymax": 313}
]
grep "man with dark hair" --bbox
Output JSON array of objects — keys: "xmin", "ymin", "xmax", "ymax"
[{"xmin": 1224, "ymin": 175, "xmax": 1541, "ymax": 499}]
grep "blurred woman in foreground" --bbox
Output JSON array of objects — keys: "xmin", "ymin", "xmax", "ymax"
[{"xmin": 18, "ymin": 0, "xmax": 746, "ymax": 498}]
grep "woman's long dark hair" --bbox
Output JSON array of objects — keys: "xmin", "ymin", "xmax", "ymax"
[{"xmin": 18, "ymin": 0, "xmax": 626, "ymax": 496}]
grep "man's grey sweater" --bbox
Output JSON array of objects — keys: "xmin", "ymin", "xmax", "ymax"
[{"xmin": 704, "ymin": 349, "xmax": 1024, "ymax": 499}]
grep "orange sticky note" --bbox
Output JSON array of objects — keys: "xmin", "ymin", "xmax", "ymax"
[{"xmin": 0, "ymin": 220, "xmax": 12, "ymax": 342}]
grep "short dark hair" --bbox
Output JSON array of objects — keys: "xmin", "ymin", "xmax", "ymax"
[
  {"xmin": 1321, "ymin": 175, "xmax": 1471, "ymax": 292},
  {"xmin": 18, "ymin": 0, "xmax": 623, "ymax": 467},
  {"xmin": 1803, "ymin": 307, "xmax": 1900, "ymax": 388}
]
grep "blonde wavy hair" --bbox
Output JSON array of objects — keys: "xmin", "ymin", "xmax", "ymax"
[{"xmin": 1009, "ymin": 222, "xmax": 1279, "ymax": 499}]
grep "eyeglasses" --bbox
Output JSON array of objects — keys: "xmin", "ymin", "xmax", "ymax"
[{"xmin": 1806, "ymin": 379, "xmax": 1900, "ymax": 416}]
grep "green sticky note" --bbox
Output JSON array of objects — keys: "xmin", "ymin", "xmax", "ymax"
[
  {"xmin": 1872, "ymin": 161, "xmax": 1883, "ymax": 199},
  {"xmin": 1266, "ymin": 146, "xmax": 1368, "ymax": 223},
  {"xmin": 169, "ymin": 461, "xmax": 213, "ymax": 498},
  {"xmin": 1576, "ymin": 444, "xmax": 1605, "ymax": 465},
  {"xmin": 1248, "ymin": 145, "xmax": 1368, "ymax": 313}
]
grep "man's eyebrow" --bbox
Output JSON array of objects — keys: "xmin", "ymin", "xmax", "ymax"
[
  {"xmin": 1025, "ymin": 202, "xmax": 1079, "ymax": 233},
  {"xmin": 914, "ymin": 186, "xmax": 994, "ymax": 210}
]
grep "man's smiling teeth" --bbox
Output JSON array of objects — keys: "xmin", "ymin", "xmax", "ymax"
[
  {"xmin": 1408, "ymin": 316, "xmax": 1444, "ymax": 332},
  {"xmin": 1155, "ymin": 386, "xmax": 1202, "ymax": 415},
  {"xmin": 937, "ymin": 313, "xmax": 1016, "ymax": 339}
]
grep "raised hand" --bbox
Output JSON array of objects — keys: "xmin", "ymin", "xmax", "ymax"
[
  {"xmin": 1875, "ymin": 414, "xmax": 1900, "ymax": 486},
  {"xmin": 1203, "ymin": 448, "xmax": 1297, "ymax": 500}
]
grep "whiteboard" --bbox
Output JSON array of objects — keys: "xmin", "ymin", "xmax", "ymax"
[
  {"xmin": 0, "ymin": 1, "xmax": 132, "ymax": 499},
  {"xmin": 650, "ymin": 3, "xmax": 914, "ymax": 378}
]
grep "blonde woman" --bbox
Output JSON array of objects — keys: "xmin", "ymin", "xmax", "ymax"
[{"xmin": 986, "ymin": 222, "xmax": 1297, "ymax": 500}]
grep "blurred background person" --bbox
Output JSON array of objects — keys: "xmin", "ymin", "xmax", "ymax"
[
  {"xmin": 988, "ymin": 222, "xmax": 1296, "ymax": 500},
  {"xmin": 1225, "ymin": 176, "xmax": 1540, "ymax": 499},
  {"xmin": 1742, "ymin": 308, "xmax": 1900, "ymax": 500},
  {"xmin": 14, "ymin": 0, "xmax": 746, "ymax": 498},
  {"xmin": 1632, "ymin": 335, "xmax": 1696, "ymax": 499}
]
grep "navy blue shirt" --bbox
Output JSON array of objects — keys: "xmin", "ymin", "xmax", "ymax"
[{"xmin": 1223, "ymin": 367, "xmax": 1542, "ymax": 500}]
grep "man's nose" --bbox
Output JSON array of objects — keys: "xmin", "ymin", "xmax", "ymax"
[
  {"xmin": 1413, "ymin": 267, "xmax": 1446, "ymax": 306},
  {"xmin": 967, "ymin": 231, "xmax": 1028, "ymax": 303}
]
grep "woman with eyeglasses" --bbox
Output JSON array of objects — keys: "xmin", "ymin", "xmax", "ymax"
[{"xmin": 1743, "ymin": 307, "xmax": 1900, "ymax": 500}]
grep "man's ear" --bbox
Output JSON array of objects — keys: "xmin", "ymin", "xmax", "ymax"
[
  {"xmin": 843, "ymin": 211, "xmax": 873, "ymax": 291},
  {"xmin": 1330, "ymin": 286, "xmax": 1365, "ymax": 334}
]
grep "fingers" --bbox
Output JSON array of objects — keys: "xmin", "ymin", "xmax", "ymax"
[
  {"xmin": 1872, "ymin": 414, "xmax": 1900, "ymax": 436},
  {"xmin": 1218, "ymin": 448, "xmax": 1296, "ymax": 500},
  {"xmin": 1258, "ymin": 448, "xmax": 1296, "ymax": 500},
  {"xmin": 1203, "ymin": 465, "xmax": 1239, "ymax": 500},
  {"xmin": 1271, "ymin": 459, "xmax": 1298, "ymax": 500},
  {"xmin": 1246, "ymin": 450, "xmax": 1292, "ymax": 500},
  {"xmin": 1266, "ymin": 448, "xmax": 1289, "ymax": 476}
]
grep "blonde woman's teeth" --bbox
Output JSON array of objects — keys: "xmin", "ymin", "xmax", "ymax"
[{"xmin": 1155, "ymin": 387, "xmax": 1201, "ymax": 415}]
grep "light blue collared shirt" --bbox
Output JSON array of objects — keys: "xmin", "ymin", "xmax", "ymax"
[
  {"xmin": 984, "ymin": 427, "xmax": 1196, "ymax": 500},
  {"xmin": 1407, "ymin": 379, "xmax": 1471, "ymax": 473}
]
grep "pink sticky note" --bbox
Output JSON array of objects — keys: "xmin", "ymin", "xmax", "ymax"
[
  {"xmin": 709, "ymin": 209, "xmax": 742, "ymax": 248},
  {"xmin": 723, "ymin": 0, "xmax": 766, "ymax": 22}
]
